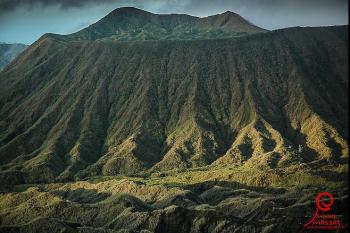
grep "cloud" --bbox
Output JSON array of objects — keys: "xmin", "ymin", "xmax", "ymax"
[
  {"xmin": 0, "ymin": 0, "xmax": 114, "ymax": 12},
  {"xmin": 164, "ymin": 0, "xmax": 348, "ymax": 29},
  {"xmin": 69, "ymin": 21, "xmax": 93, "ymax": 33},
  {"xmin": 1, "ymin": 0, "xmax": 347, "ymax": 13}
]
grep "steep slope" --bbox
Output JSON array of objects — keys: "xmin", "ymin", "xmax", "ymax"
[
  {"xmin": 66, "ymin": 7, "xmax": 267, "ymax": 41},
  {"xmin": 0, "ymin": 23, "xmax": 347, "ymax": 184},
  {"xmin": 0, "ymin": 43, "xmax": 28, "ymax": 70}
]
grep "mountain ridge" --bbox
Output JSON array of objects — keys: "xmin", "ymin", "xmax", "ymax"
[{"xmin": 64, "ymin": 7, "xmax": 267, "ymax": 41}]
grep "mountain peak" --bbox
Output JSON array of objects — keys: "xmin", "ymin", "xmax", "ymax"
[
  {"xmin": 222, "ymin": 10, "xmax": 237, "ymax": 15},
  {"xmin": 103, "ymin": 7, "xmax": 152, "ymax": 20},
  {"xmin": 108, "ymin": 7, "xmax": 151, "ymax": 15},
  {"xmin": 68, "ymin": 8, "xmax": 267, "ymax": 41},
  {"xmin": 197, "ymin": 10, "xmax": 264, "ymax": 32}
]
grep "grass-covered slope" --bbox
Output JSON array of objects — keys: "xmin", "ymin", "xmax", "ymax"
[{"xmin": 0, "ymin": 25, "xmax": 347, "ymax": 184}]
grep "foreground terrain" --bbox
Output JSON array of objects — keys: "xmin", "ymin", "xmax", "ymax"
[{"xmin": 0, "ymin": 161, "xmax": 348, "ymax": 232}]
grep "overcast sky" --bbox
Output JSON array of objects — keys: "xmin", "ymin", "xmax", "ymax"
[{"xmin": 0, "ymin": 0, "xmax": 348, "ymax": 44}]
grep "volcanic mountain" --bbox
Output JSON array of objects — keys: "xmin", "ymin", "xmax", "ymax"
[
  {"xmin": 0, "ymin": 7, "xmax": 348, "ymax": 185},
  {"xmin": 66, "ymin": 7, "xmax": 267, "ymax": 41}
]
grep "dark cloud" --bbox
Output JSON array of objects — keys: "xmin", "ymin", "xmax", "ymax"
[
  {"xmin": 0, "ymin": 0, "xmax": 114, "ymax": 12},
  {"xmin": 0, "ymin": 0, "xmax": 347, "ymax": 13},
  {"xmin": 161, "ymin": 0, "xmax": 348, "ymax": 29}
]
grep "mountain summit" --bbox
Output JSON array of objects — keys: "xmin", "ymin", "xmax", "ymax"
[{"xmin": 66, "ymin": 7, "xmax": 266, "ymax": 41}]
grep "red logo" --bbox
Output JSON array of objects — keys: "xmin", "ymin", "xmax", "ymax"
[{"xmin": 304, "ymin": 192, "xmax": 343, "ymax": 230}]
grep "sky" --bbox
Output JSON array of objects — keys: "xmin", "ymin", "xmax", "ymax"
[{"xmin": 0, "ymin": 0, "xmax": 348, "ymax": 44}]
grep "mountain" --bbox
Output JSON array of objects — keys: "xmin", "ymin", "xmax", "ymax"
[
  {"xmin": 0, "ymin": 43, "xmax": 28, "ymax": 70},
  {"xmin": 0, "ymin": 12, "xmax": 347, "ymax": 184},
  {"xmin": 65, "ymin": 7, "xmax": 267, "ymax": 41},
  {"xmin": 0, "ymin": 7, "xmax": 348, "ymax": 233}
]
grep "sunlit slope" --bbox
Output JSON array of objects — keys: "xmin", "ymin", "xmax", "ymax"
[{"xmin": 0, "ymin": 26, "xmax": 348, "ymax": 184}]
